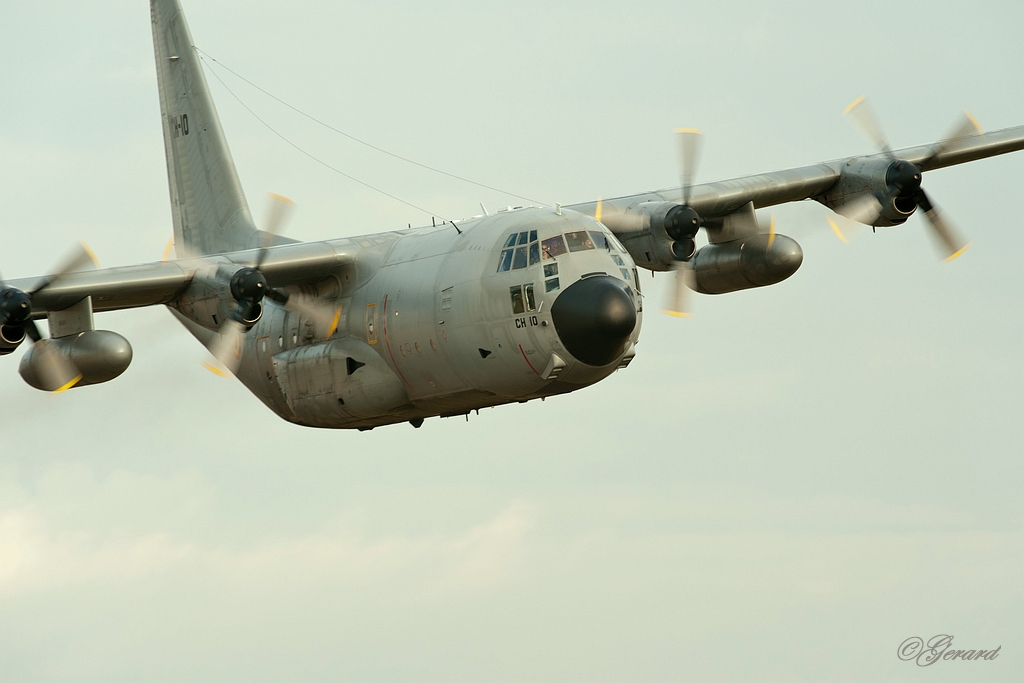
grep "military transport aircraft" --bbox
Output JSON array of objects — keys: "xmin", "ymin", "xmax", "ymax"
[{"xmin": 2, "ymin": 0, "xmax": 1023, "ymax": 430}]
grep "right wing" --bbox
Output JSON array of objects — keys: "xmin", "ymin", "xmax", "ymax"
[{"xmin": 6, "ymin": 241, "xmax": 346, "ymax": 318}]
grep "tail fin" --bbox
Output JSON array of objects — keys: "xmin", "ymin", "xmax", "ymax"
[{"xmin": 151, "ymin": 0, "xmax": 257, "ymax": 256}]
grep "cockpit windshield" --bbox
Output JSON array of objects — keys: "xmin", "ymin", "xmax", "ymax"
[
  {"xmin": 564, "ymin": 231, "xmax": 595, "ymax": 252},
  {"xmin": 499, "ymin": 227, "xmax": 625, "ymax": 272}
]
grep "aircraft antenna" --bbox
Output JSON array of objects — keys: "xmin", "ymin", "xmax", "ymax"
[
  {"xmin": 200, "ymin": 53, "xmax": 449, "ymax": 221},
  {"xmin": 196, "ymin": 48, "xmax": 544, "ymax": 206}
]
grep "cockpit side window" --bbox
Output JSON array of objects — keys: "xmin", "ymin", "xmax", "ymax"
[
  {"xmin": 525, "ymin": 284, "xmax": 536, "ymax": 311},
  {"xmin": 510, "ymin": 285, "xmax": 526, "ymax": 314},
  {"xmin": 589, "ymin": 231, "xmax": 611, "ymax": 250}
]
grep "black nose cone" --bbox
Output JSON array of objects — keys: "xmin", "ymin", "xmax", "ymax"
[{"xmin": 550, "ymin": 275, "xmax": 636, "ymax": 366}]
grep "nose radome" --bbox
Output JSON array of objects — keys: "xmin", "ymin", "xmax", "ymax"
[{"xmin": 550, "ymin": 275, "xmax": 637, "ymax": 366}]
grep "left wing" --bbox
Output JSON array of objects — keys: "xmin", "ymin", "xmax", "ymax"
[
  {"xmin": 567, "ymin": 124, "xmax": 1024, "ymax": 270},
  {"xmin": 570, "ymin": 124, "xmax": 1024, "ymax": 221}
]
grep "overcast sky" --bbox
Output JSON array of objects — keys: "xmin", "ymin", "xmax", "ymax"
[{"xmin": 0, "ymin": 0, "xmax": 1021, "ymax": 680}]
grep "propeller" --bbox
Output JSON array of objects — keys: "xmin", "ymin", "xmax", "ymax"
[
  {"xmin": 841, "ymin": 97, "xmax": 977, "ymax": 262},
  {"xmin": 665, "ymin": 128, "xmax": 704, "ymax": 255},
  {"xmin": 660, "ymin": 128, "xmax": 705, "ymax": 317},
  {"xmin": 661, "ymin": 260, "xmax": 696, "ymax": 318},
  {"xmin": 201, "ymin": 194, "xmax": 343, "ymax": 377},
  {"xmin": 0, "ymin": 242, "xmax": 99, "ymax": 392}
]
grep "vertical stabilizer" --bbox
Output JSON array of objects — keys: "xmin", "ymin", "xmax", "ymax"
[{"xmin": 151, "ymin": 0, "xmax": 257, "ymax": 255}]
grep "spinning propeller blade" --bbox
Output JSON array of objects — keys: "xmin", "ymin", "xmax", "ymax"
[
  {"xmin": 29, "ymin": 241, "xmax": 99, "ymax": 296},
  {"xmin": 203, "ymin": 318, "xmax": 245, "ymax": 377},
  {"xmin": 844, "ymin": 96, "xmax": 894, "ymax": 159},
  {"xmin": 255, "ymin": 193, "xmax": 296, "ymax": 269},
  {"xmin": 839, "ymin": 97, "xmax": 976, "ymax": 261},
  {"xmin": 662, "ymin": 261, "xmax": 696, "ymax": 318},
  {"xmin": 200, "ymin": 194, "xmax": 342, "ymax": 377},
  {"xmin": 0, "ymin": 242, "xmax": 98, "ymax": 392},
  {"xmin": 676, "ymin": 128, "xmax": 704, "ymax": 206}
]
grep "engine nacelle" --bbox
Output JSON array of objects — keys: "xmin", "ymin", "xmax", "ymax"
[
  {"xmin": 19, "ymin": 330, "xmax": 132, "ymax": 391},
  {"xmin": 600, "ymin": 201, "xmax": 699, "ymax": 270},
  {"xmin": 1, "ymin": 325, "xmax": 25, "ymax": 356},
  {"xmin": 818, "ymin": 157, "xmax": 918, "ymax": 227},
  {"xmin": 692, "ymin": 233, "xmax": 803, "ymax": 294}
]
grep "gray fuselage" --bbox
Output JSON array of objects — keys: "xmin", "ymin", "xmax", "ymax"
[{"xmin": 218, "ymin": 207, "xmax": 643, "ymax": 430}]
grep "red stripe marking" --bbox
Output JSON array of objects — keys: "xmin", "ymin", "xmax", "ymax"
[{"xmin": 519, "ymin": 344, "xmax": 541, "ymax": 376}]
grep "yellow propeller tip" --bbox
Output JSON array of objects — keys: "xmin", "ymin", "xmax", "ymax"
[
  {"xmin": 202, "ymin": 362, "xmax": 232, "ymax": 378},
  {"xmin": 843, "ymin": 96, "xmax": 866, "ymax": 115},
  {"xmin": 661, "ymin": 310, "xmax": 692, "ymax": 318},
  {"xmin": 674, "ymin": 127, "xmax": 703, "ymax": 135},
  {"xmin": 79, "ymin": 241, "xmax": 100, "ymax": 268},
  {"xmin": 161, "ymin": 236, "xmax": 175, "ymax": 263},
  {"xmin": 267, "ymin": 192, "xmax": 296, "ymax": 205},
  {"xmin": 52, "ymin": 375, "xmax": 82, "ymax": 393},
  {"xmin": 965, "ymin": 111, "xmax": 983, "ymax": 135},
  {"xmin": 942, "ymin": 243, "xmax": 971, "ymax": 263},
  {"xmin": 827, "ymin": 217, "xmax": 849, "ymax": 244}
]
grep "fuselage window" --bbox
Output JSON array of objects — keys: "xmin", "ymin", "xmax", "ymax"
[
  {"xmin": 611, "ymin": 254, "xmax": 625, "ymax": 266},
  {"xmin": 545, "ymin": 277, "xmax": 560, "ymax": 292},
  {"xmin": 565, "ymin": 231, "xmax": 595, "ymax": 252},
  {"xmin": 510, "ymin": 285, "xmax": 526, "ymax": 314},
  {"xmin": 516, "ymin": 231, "xmax": 530, "ymax": 245},
  {"xmin": 620, "ymin": 268, "xmax": 630, "ymax": 281},
  {"xmin": 525, "ymin": 284, "xmax": 536, "ymax": 311},
  {"xmin": 543, "ymin": 262, "xmax": 558, "ymax": 277},
  {"xmin": 542, "ymin": 235, "xmax": 567, "ymax": 259}
]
